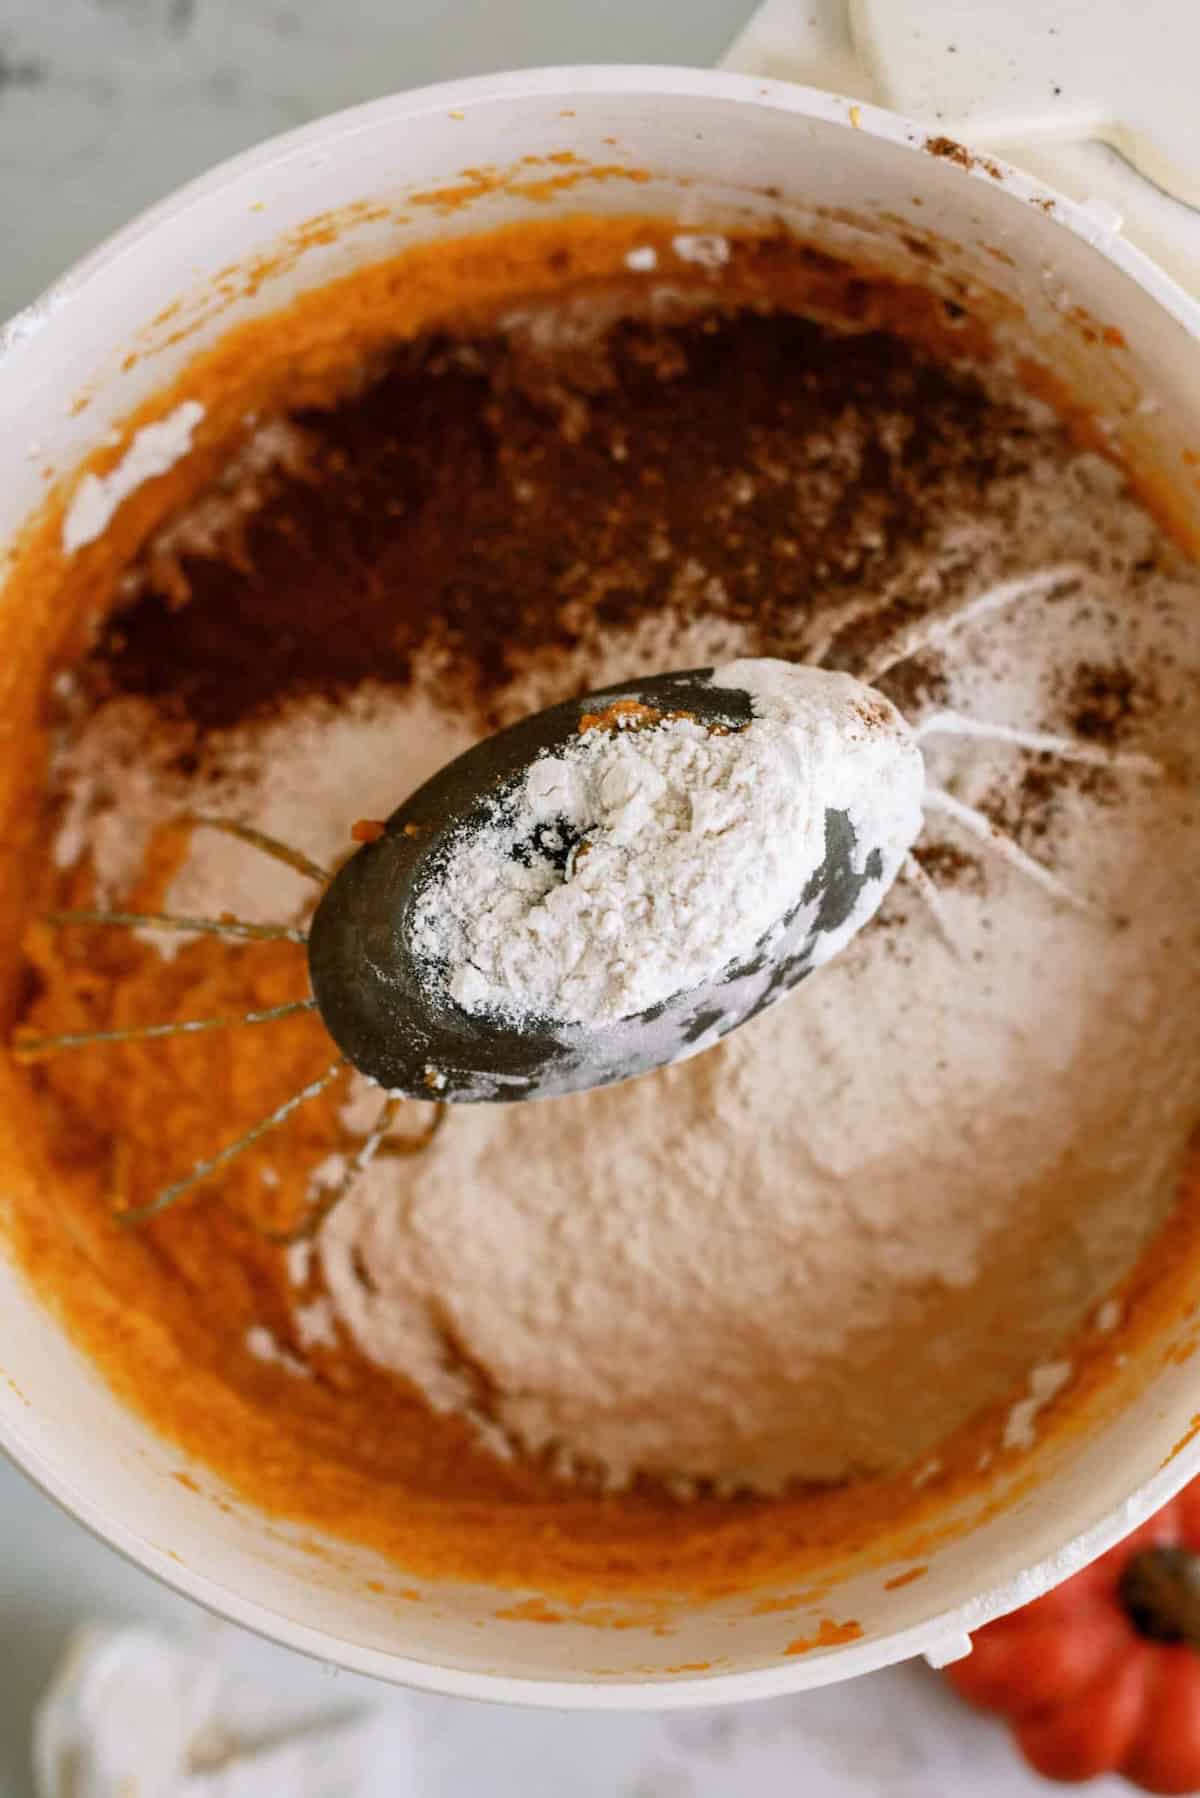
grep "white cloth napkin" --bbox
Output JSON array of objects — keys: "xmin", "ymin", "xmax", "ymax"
[{"xmin": 33, "ymin": 1624, "xmax": 416, "ymax": 1798}]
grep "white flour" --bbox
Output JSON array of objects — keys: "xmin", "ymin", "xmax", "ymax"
[
  {"xmin": 49, "ymin": 448, "xmax": 1200, "ymax": 1492},
  {"xmin": 413, "ymin": 663, "xmax": 923, "ymax": 1028},
  {"xmin": 62, "ymin": 401, "xmax": 205, "ymax": 555}
]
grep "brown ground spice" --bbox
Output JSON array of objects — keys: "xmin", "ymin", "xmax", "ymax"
[{"xmin": 90, "ymin": 307, "xmax": 1041, "ymax": 735}]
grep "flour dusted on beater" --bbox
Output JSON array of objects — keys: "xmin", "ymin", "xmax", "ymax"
[{"xmin": 411, "ymin": 662, "xmax": 924, "ymax": 1027}]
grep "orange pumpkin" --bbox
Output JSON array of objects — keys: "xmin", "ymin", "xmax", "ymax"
[{"xmin": 945, "ymin": 1480, "xmax": 1200, "ymax": 1792}]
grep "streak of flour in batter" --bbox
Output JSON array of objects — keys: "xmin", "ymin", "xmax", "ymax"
[{"xmin": 49, "ymin": 446, "xmax": 1200, "ymax": 1495}]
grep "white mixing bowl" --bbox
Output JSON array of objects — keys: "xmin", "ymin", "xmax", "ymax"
[{"xmin": 3, "ymin": 64, "xmax": 1200, "ymax": 1705}]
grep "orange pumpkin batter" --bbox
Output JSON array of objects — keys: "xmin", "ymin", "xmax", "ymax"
[{"xmin": 4, "ymin": 215, "xmax": 1200, "ymax": 1602}]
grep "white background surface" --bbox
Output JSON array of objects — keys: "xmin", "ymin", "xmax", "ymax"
[{"xmin": 0, "ymin": 2, "xmax": 1128, "ymax": 1792}]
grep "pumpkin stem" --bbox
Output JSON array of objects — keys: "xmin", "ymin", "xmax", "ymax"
[{"xmin": 1120, "ymin": 1546, "xmax": 1200, "ymax": 1648}]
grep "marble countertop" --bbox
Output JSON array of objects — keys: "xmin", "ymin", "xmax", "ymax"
[{"xmin": 0, "ymin": 3, "xmax": 1128, "ymax": 1792}]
